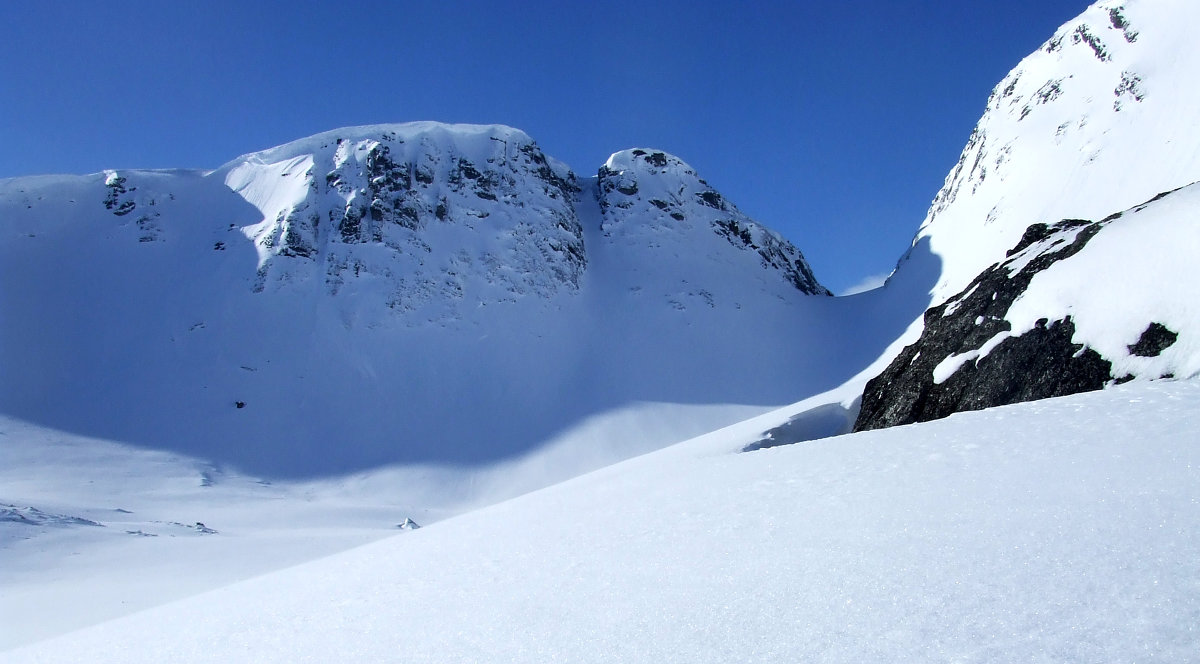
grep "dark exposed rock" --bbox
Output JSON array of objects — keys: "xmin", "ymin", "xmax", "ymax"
[
  {"xmin": 854, "ymin": 211, "xmax": 1126, "ymax": 432},
  {"xmin": 696, "ymin": 191, "xmax": 725, "ymax": 210},
  {"xmin": 856, "ymin": 315, "xmax": 1112, "ymax": 431},
  {"xmin": 1128, "ymin": 322, "xmax": 1178, "ymax": 357},
  {"xmin": 457, "ymin": 159, "xmax": 482, "ymax": 181},
  {"xmin": 1108, "ymin": 7, "xmax": 1139, "ymax": 42},
  {"xmin": 710, "ymin": 218, "xmax": 828, "ymax": 296},
  {"xmin": 1113, "ymin": 72, "xmax": 1145, "ymax": 111},
  {"xmin": 1006, "ymin": 219, "xmax": 1090, "ymax": 256},
  {"xmin": 1072, "ymin": 24, "xmax": 1111, "ymax": 61},
  {"xmin": 713, "ymin": 219, "xmax": 753, "ymax": 246},
  {"xmin": 644, "ymin": 151, "xmax": 668, "ymax": 168}
]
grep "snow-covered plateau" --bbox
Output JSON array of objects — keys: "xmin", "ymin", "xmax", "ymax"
[{"xmin": 3, "ymin": 0, "xmax": 1200, "ymax": 658}]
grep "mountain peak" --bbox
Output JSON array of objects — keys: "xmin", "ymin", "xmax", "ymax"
[
  {"xmin": 602, "ymin": 147, "xmax": 693, "ymax": 174},
  {"xmin": 220, "ymin": 122, "xmax": 537, "ymax": 172},
  {"xmin": 596, "ymin": 148, "xmax": 829, "ymax": 296}
]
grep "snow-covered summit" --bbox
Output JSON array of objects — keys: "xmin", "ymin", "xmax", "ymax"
[
  {"xmin": 902, "ymin": 0, "xmax": 1200, "ymax": 304},
  {"xmin": 220, "ymin": 122, "xmax": 540, "ymax": 170},
  {"xmin": 214, "ymin": 122, "xmax": 586, "ymax": 317}
]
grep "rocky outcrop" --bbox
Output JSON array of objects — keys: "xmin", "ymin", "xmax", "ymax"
[{"xmin": 854, "ymin": 188, "xmax": 1186, "ymax": 432}]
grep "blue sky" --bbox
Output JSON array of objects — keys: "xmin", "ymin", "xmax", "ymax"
[{"xmin": 1, "ymin": 1, "xmax": 1091, "ymax": 293}]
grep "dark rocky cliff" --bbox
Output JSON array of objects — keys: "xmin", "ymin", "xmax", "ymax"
[{"xmin": 854, "ymin": 190, "xmax": 1183, "ymax": 432}]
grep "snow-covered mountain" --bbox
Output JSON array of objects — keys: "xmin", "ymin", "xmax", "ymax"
[
  {"xmin": 219, "ymin": 123, "xmax": 588, "ymax": 312},
  {"xmin": 853, "ymin": 0, "xmax": 1200, "ymax": 428},
  {"xmin": 896, "ymin": 0, "xmax": 1200, "ymax": 305},
  {"xmin": 3, "ymin": 122, "xmax": 911, "ymax": 481},
  {"xmin": 596, "ymin": 148, "xmax": 828, "ymax": 297},
  {"xmin": 5, "ymin": 0, "xmax": 1200, "ymax": 657}
]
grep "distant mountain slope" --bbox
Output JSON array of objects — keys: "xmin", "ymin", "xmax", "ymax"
[
  {"xmin": 596, "ymin": 148, "xmax": 828, "ymax": 297},
  {"xmin": 2, "ymin": 123, "xmax": 915, "ymax": 478}
]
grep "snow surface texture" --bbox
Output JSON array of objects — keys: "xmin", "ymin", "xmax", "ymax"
[
  {"xmin": 0, "ymin": 402, "xmax": 768, "ymax": 648},
  {"xmin": 899, "ymin": 0, "xmax": 1200, "ymax": 306},
  {"xmin": 5, "ymin": 379, "xmax": 1199, "ymax": 662}
]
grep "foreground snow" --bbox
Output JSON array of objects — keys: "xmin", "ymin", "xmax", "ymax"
[
  {"xmin": 4, "ymin": 378, "xmax": 1197, "ymax": 662},
  {"xmin": 0, "ymin": 400, "xmax": 768, "ymax": 649}
]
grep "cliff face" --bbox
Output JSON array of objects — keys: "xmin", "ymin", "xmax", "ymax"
[{"xmin": 217, "ymin": 124, "xmax": 589, "ymax": 320}]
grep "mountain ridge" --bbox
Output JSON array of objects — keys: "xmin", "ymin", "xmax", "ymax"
[{"xmin": 2, "ymin": 122, "xmax": 903, "ymax": 480}]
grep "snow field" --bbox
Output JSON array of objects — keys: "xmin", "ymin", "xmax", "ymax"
[{"xmin": 5, "ymin": 379, "xmax": 1198, "ymax": 662}]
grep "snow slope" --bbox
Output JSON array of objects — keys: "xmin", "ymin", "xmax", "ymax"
[
  {"xmin": 900, "ymin": 0, "xmax": 1200, "ymax": 305},
  {"xmin": 6, "ymin": 1, "xmax": 1200, "ymax": 655},
  {"xmin": 0, "ymin": 399, "xmax": 773, "ymax": 649},
  {"xmin": 5, "ymin": 378, "xmax": 1198, "ymax": 662},
  {"xmin": 850, "ymin": 0, "xmax": 1200, "ymax": 427}
]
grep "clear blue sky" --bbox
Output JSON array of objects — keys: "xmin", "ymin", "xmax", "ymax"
[{"xmin": 0, "ymin": 1, "xmax": 1091, "ymax": 293}]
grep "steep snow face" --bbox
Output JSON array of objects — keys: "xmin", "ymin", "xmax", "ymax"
[
  {"xmin": 596, "ymin": 148, "xmax": 829, "ymax": 298},
  {"xmin": 217, "ymin": 123, "xmax": 585, "ymax": 321},
  {"xmin": 904, "ymin": 0, "xmax": 1200, "ymax": 305}
]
